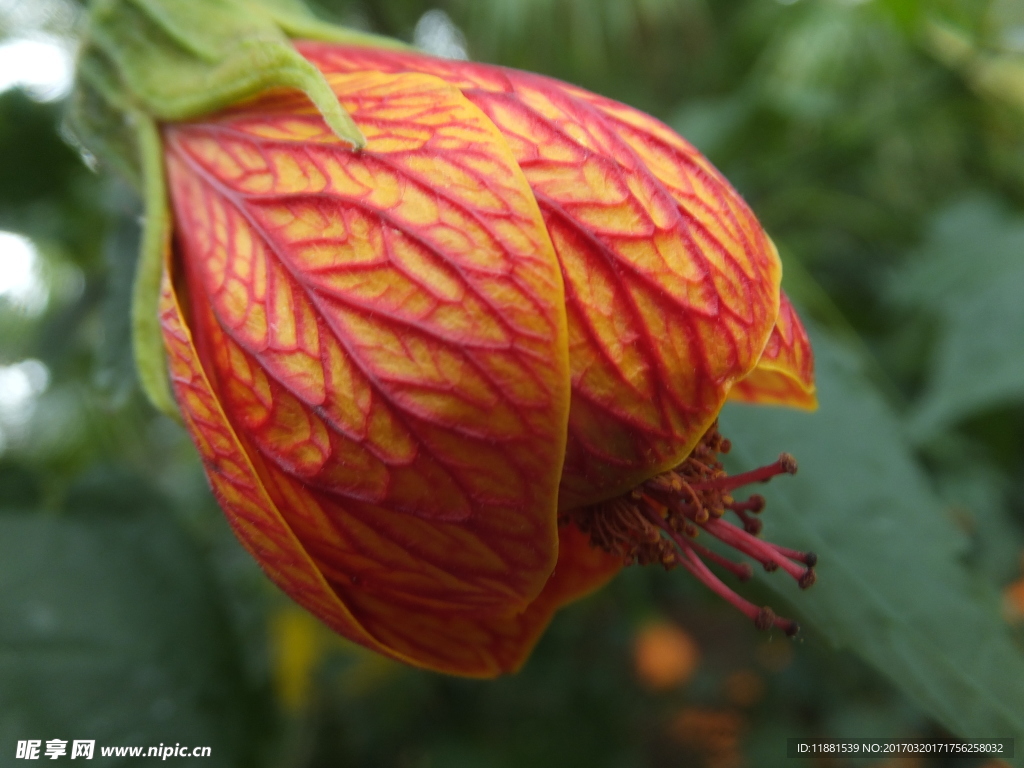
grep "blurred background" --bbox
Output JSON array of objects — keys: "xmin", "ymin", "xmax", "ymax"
[{"xmin": 2, "ymin": 0, "xmax": 1024, "ymax": 765}]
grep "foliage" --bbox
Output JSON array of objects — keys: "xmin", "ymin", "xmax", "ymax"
[{"xmin": 2, "ymin": 0, "xmax": 1024, "ymax": 765}]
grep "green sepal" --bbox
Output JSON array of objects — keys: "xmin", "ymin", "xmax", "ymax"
[
  {"xmin": 81, "ymin": 0, "xmax": 367, "ymax": 148},
  {"xmin": 132, "ymin": 113, "xmax": 180, "ymax": 422}
]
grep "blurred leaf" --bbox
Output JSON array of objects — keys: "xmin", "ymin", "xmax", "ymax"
[
  {"xmin": 95, "ymin": 209, "xmax": 141, "ymax": 405},
  {"xmin": 889, "ymin": 196, "xmax": 1024, "ymax": 439},
  {"xmin": 756, "ymin": 3, "xmax": 877, "ymax": 123},
  {"xmin": 891, "ymin": 195, "xmax": 1024, "ymax": 306},
  {"xmin": 670, "ymin": 95, "xmax": 750, "ymax": 158},
  {"xmin": 0, "ymin": 463, "xmax": 42, "ymax": 510},
  {"xmin": 925, "ymin": 17, "xmax": 1024, "ymax": 116},
  {"xmin": 934, "ymin": 459, "xmax": 1023, "ymax": 585},
  {"xmin": 0, "ymin": 91, "xmax": 81, "ymax": 209},
  {"xmin": 721, "ymin": 324, "xmax": 1024, "ymax": 747},
  {"xmin": 62, "ymin": 465, "xmax": 169, "ymax": 517},
  {"xmin": 912, "ymin": 271, "xmax": 1024, "ymax": 440},
  {"xmin": 0, "ymin": 497, "xmax": 270, "ymax": 766},
  {"xmin": 441, "ymin": 0, "xmax": 712, "ymax": 110},
  {"xmin": 449, "ymin": 0, "xmax": 699, "ymax": 64}
]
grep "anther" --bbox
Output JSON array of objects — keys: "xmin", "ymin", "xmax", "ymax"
[
  {"xmin": 754, "ymin": 607, "xmax": 776, "ymax": 631},
  {"xmin": 779, "ymin": 453, "xmax": 798, "ymax": 475},
  {"xmin": 798, "ymin": 569, "xmax": 816, "ymax": 589},
  {"xmin": 733, "ymin": 508, "xmax": 763, "ymax": 535}
]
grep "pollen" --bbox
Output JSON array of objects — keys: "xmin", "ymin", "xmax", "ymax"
[{"xmin": 562, "ymin": 421, "xmax": 816, "ymax": 636}]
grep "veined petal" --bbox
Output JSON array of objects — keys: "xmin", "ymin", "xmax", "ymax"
[
  {"xmin": 164, "ymin": 261, "xmax": 611, "ymax": 676},
  {"xmin": 333, "ymin": 521, "xmax": 622, "ymax": 676},
  {"xmin": 729, "ymin": 292, "xmax": 817, "ymax": 410},
  {"xmin": 298, "ymin": 44, "xmax": 783, "ymax": 509},
  {"xmin": 164, "ymin": 71, "xmax": 571, "ymax": 627},
  {"xmin": 160, "ymin": 258, "xmax": 384, "ymax": 659}
]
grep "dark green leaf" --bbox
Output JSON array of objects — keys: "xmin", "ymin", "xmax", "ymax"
[
  {"xmin": 0, "ymin": 501, "xmax": 270, "ymax": 766},
  {"xmin": 721, "ymin": 325, "xmax": 1024, "ymax": 746},
  {"xmin": 889, "ymin": 197, "xmax": 1024, "ymax": 439}
]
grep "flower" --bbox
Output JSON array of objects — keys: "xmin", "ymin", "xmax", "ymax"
[{"xmin": 158, "ymin": 44, "xmax": 817, "ymax": 677}]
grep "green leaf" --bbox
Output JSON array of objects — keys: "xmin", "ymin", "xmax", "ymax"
[
  {"xmin": 0, "ymin": 500, "xmax": 269, "ymax": 765},
  {"xmin": 933, "ymin": 460, "xmax": 1023, "ymax": 585},
  {"xmin": 911, "ymin": 269, "xmax": 1024, "ymax": 439},
  {"xmin": 889, "ymin": 196, "xmax": 1024, "ymax": 310},
  {"xmin": 720, "ymin": 324, "xmax": 1024, "ymax": 749},
  {"xmin": 889, "ymin": 196, "xmax": 1024, "ymax": 439}
]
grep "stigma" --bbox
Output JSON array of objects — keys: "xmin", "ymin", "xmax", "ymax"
[{"xmin": 562, "ymin": 422, "xmax": 816, "ymax": 636}]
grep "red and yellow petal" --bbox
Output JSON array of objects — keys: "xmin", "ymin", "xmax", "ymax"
[
  {"xmin": 161, "ymin": 262, "xmax": 384, "ymax": 660},
  {"xmin": 165, "ymin": 259, "xmax": 617, "ymax": 675},
  {"xmin": 298, "ymin": 43, "xmax": 782, "ymax": 509},
  {"xmin": 164, "ymin": 71, "xmax": 572, "ymax": 636},
  {"xmin": 333, "ymin": 521, "xmax": 622, "ymax": 675},
  {"xmin": 729, "ymin": 291, "xmax": 817, "ymax": 410}
]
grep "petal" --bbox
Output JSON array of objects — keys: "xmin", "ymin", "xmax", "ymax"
[
  {"xmin": 729, "ymin": 291, "xmax": 817, "ymax": 410},
  {"xmin": 165, "ymin": 71, "xmax": 572, "ymax": 631},
  {"xmin": 333, "ymin": 521, "xmax": 622, "ymax": 676},
  {"xmin": 165, "ymin": 259, "xmax": 614, "ymax": 676},
  {"xmin": 297, "ymin": 44, "xmax": 783, "ymax": 509},
  {"xmin": 160, "ymin": 257, "xmax": 385, "ymax": 659},
  {"xmin": 516, "ymin": 520, "xmax": 623, "ymax": 633}
]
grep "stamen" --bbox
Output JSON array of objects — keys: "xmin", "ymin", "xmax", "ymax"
[
  {"xmin": 643, "ymin": 507, "xmax": 797, "ymax": 636},
  {"xmin": 702, "ymin": 517, "xmax": 808, "ymax": 583},
  {"xmin": 689, "ymin": 453, "xmax": 797, "ymax": 493},
  {"xmin": 687, "ymin": 539, "xmax": 755, "ymax": 582},
  {"xmin": 563, "ymin": 421, "xmax": 814, "ymax": 637}
]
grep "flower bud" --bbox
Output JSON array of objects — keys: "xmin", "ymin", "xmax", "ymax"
[{"xmin": 80, "ymin": 1, "xmax": 816, "ymax": 677}]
